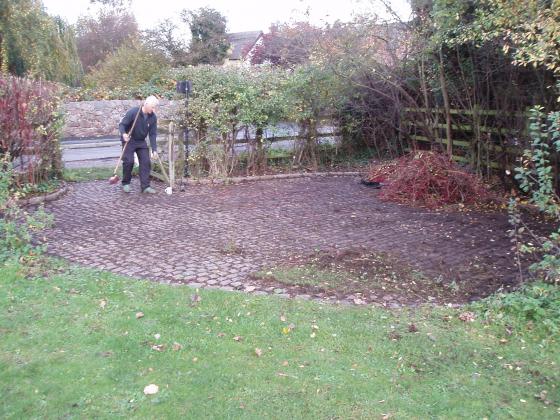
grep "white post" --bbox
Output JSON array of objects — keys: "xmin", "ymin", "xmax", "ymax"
[{"xmin": 168, "ymin": 122, "xmax": 175, "ymax": 188}]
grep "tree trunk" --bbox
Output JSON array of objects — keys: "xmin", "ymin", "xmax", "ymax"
[
  {"xmin": 419, "ymin": 56, "xmax": 436, "ymax": 146},
  {"xmin": 255, "ymin": 127, "xmax": 265, "ymax": 174},
  {"xmin": 438, "ymin": 49, "xmax": 453, "ymax": 157}
]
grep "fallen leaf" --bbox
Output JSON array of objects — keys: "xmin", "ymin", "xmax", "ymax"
[
  {"xmin": 191, "ymin": 293, "xmax": 201, "ymax": 304},
  {"xmin": 459, "ymin": 312, "xmax": 476, "ymax": 322},
  {"xmin": 282, "ymin": 361, "xmax": 289, "ymax": 366},
  {"xmin": 135, "ymin": 312, "xmax": 144, "ymax": 319},
  {"xmin": 534, "ymin": 390, "xmax": 552, "ymax": 405},
  {"xmin": 280, "ymin": 314, "xmax": 287, "ymax": 322},
  {"xmin": 143, "ymin": 384, "xmax": 159, "ymax": 395},
  {"xmin": 233, "ymin": 336, "xmax": 243, "ymax": 342},
  {"xmin": 408, "ymin": 323, "xmax": 418, "ymax": 333},
  {"xmin": 276, "ymin": 372, "xmax": 297, "ymax": 379},
  {"xmin": 172, "ymin": 342, "xmax": 183, "ymax": 351},
  {"xmin": 151, "ymin": 344, "xmax": 166, "ymax": 352},
  {"xmin": 388, "ymin": 331, "xmax": 401, "ymax": 341},
  {"xmin": 217, "ymin": 332, "xmax": 226, "ymax": 338},
  {"xmin": 255, "ymin": 348, "xmax": 263, "ymax": 357},
  {"xmin": 192, "ymin": 357, "xmax": 198, "ymax": 362},
  {"xmin": 99, "ymin": 299, "xmax": 107, "ymax": 309}
]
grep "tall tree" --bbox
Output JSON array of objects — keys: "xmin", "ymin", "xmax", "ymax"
[
  {"xmin": 83, "ymin": 40, "xmax": 168, "ymax": 90},
  {"xmin": 0, "ymin": 0, "xmax": 82, "ymax": 84},
  {"xmin": 250, "ymin": 22, "xmax": 321, "ymax": 67},
  {"xmin": 142, "ymin": 19, "xmax": 189, "ymax": 66},
  {"xmin": 75, "ymin": 8, "xmax": 138, "ymax": 72},
  {"xmin": 89, "ymin": 0, "xmax": 130, "ymax": 7},
  {"xmin": 451, "ymin": 0, "xmax": 560, "ymax": 76},
  {"xmin": 181, "ymin": 7, "xmax": 229, "ymax": 65}
]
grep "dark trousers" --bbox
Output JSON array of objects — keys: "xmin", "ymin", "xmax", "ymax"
[{"xmin": 122, "ymin": 140, "xmax": 151, "ymax": 190}]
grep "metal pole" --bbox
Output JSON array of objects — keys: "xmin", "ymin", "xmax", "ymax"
[{"xmin": 184, "ymin": 88, "xmax": 190, "ymax": 178}]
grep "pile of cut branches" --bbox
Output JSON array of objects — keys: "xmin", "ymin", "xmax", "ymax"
[{"xmin": 366, "ymin": 152, "xmax": 493, "ymax": 208}]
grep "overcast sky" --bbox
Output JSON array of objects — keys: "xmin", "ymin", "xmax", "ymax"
[{"xmin": 42, "ymin": 0, "xmax": 412, "ymax": 33}]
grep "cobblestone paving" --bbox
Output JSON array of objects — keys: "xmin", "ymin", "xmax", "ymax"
[{"xmin": 44, "ymin": 176, "xmax": 520, "ymax": 305}]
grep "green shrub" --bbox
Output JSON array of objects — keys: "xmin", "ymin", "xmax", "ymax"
[
  {"xmin": 509, "ymin": 105, "xmax": 560, "ymax": 283},
  {"xmin": 475, "ymin": 282, "xmax": 560, "ymax": 334},
  {"xmin": 0, "ymin": 157, "xmax": 53, "ymax": 262}
]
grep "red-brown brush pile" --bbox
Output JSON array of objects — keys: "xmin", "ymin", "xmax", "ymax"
[
  {"xmin": 366, "ymin": 152, "xmax": 492, "ymax": 208},
  {"xmin": 366, "ymin": 160, "xmax": 397, "ymax": 183}
]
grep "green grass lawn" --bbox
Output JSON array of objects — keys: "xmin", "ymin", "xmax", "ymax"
[
  {"xmin": 62, "ymin": 167, "xmax": 116, "ymax": 182},
  {"xmin": 1, "ymin": 259, "xmax": 559, "ymax": 419},
  {"xmin": 61, "ymin": 167, "xmax": 142, "ymax": 183}
]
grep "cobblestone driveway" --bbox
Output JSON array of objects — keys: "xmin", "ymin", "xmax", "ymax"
[{"xmin": 44, "ymin": 176, "xmax": 520, "ymax": 304}]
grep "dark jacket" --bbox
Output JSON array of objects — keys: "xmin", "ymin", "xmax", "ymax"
[{"xmin": 118, "ymin": 106, "xmax": 157, "ymax": 150}]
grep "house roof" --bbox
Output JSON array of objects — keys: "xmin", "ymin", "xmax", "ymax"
[{"xmin": 227, "ymin": 31, "xmax": 263, "ymax": 60}]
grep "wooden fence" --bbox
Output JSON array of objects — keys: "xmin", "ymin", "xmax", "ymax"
[
  {"xmin": 150, "ymin": 119, "xmax": 342, "ymax": 184},
  {"xmin": 400, "ymin": 107, "xmax": 531, "ymax": 176}
]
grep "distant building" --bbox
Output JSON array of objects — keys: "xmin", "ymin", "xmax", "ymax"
[{"xmin": 224, "ymin": 31, "xmax": 263, "ymax": 66}]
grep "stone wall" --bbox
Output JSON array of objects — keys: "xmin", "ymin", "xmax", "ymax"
[
  {"xmin": 61, "ymin": 99, "xmax": 340, "ymax": 143},
  {"xmin": 61, "ymin": 99, "xmax": 182, "ymax": 139}
]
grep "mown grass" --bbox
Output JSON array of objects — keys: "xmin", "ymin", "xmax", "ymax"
[
  {"xmin": 62, "ymin": 167, "xmax": 116, "ymax": 182},
  {"xmin": 1, "ymin": 258, "xmax": 559, "ymax": 419}
]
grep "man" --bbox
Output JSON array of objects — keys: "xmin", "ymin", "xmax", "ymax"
[{"xmin": 118, "ymin": 95, "xmax": 159, "ymax": 193}]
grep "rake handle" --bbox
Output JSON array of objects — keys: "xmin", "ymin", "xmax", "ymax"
[{"xmin": 155, "ymin": 152, "xmax": 171, "ymax": 185}]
